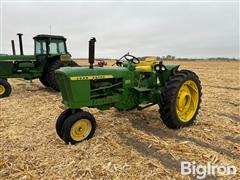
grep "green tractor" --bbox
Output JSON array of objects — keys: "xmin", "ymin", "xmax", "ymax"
[
  {"xmin": 55, "ymin": 38, "xmax": 202, "ymax": 144},
  {"xmin": 0, "ymin": 33, "xmax": 79, "ymax": 98}
]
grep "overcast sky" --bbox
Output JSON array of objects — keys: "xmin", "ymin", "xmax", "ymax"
[{"xmin": 0, "ymin": 0, "xmax": 239, "ymax": 58}]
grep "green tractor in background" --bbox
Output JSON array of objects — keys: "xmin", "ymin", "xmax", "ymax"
[
  {"xmin": 55, "ymin": 38, "xmax": 202, "ymax": 144},
  {"xmin": 0, "ymin": 33, "xmax": 79, "ymax": 98}
]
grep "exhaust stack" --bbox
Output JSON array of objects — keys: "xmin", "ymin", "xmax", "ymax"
[
  {"xmin": 11, "ymin": 40, "xmax": 16, "ymax": 55},
  {"xmin": 89, "ymin": 37, "xmax": 96, "ymax": 69},
  {"xmin": 17, "ymin": 33, "xmax": 24, "ymax": 55}
]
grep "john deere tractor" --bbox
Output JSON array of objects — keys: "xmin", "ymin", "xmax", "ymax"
[
  {"xmin": 55, "ymin": 38, "xmax": 202, "ymax": 144},
  {"xmin": 0, "ymin": 33, "xmax": 79, "ymax": 98}
]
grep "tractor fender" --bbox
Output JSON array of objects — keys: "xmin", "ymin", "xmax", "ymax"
[
  {"xmin": 164, "ymin": 64, "xmax": 180, "ymax": 73},
  {"xmin": 158, "ymin": 64, "xmax": 180, "ymax": 86}
]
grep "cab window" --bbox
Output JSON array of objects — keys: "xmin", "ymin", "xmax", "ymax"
[
  {"xmin": 35, "ymin": 41, "xmax": 47, "ymax": 55},
  {"xmin": 49, "ymin": 40, "xmax": 66, "ymax": 55}
]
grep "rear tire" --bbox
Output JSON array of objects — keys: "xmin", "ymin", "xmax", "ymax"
[
  {"xmin": 61, "ymin": 111, "xmax": 97, "ymax": 144},
  {"xmin": 159, "ymin": 70, "xmax": 202, "ymax": 129},
  {"xmin": 0, "ymin": 78, "xmax": 12, "ymax": 98},
  {"xmin": 70, "ymin": 60, "xmax": 80, "ymax": 67},
  {"xmin": 46, "ymin": 60, "xmax": 79, "ymax": 91},
  {"xmin": 39, "ymin": 75, "xmax": 50, "ymax": 87},
  {"xmin": 47, "ymin": 60, "xmax": 63, "ymax": 91}
]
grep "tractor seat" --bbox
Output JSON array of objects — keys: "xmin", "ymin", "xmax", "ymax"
[{"xmin": 135, "ymin": 56, "xmax": 158, "ymax": 73}]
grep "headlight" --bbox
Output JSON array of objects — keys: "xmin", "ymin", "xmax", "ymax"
[
  {"xmin": 155, "ymin": 64, "xmax": 166, "ymax": 72},
  {"xmin": 155, "ymin": 65, "xmax": 160, "ymax": 71},
  {"xmin": 161, "ymin": 66, "xmax": 166, "ymax": 71}
]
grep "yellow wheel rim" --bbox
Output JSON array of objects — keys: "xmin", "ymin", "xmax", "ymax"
[
  {"xmin": 70, "ymin": 119, "xmax": 92, "ymax": 141},
  {"xmin": 176, "ymin": 80, "xmax": 199, "ymax": 122},
  {"xmin": 0, "ymin": 85, "xmax": 6, "ymax": 95}
]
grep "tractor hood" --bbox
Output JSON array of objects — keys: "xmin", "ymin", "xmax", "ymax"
[
  {"xmin": 55, "ymin": 66, "xmax": 131, "ymax": 79},
  {"xmin": 55, "ymin": 66, "xmax": 134, "ymax": 108}
]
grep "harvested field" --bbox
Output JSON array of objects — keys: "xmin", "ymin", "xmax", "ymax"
[{"xmin": 0, "ymin": 60, "xmax": 239, "ymax": 179}]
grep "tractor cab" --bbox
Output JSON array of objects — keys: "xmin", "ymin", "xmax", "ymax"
[
  {"xmin": 0, "ymin": 33, "xmax": 79, "ymax": 98},
  {"xmin": 33, "ymin": 34, "xmax": 68, "ymax": 56}
]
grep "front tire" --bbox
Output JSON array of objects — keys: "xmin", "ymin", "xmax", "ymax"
[
  {"xmin": 159, "ymin": 70, "xmax": 202, "ymax": 129},
  {"xmin": 56, "ymin": 109, "xmax": 73, "ymax": 139},
  {"xmin": 0, "ymin": 78, "xmax": 12, "ymax": 98},
  {"xmin": 61, "ymin": 111, "xmax": 97, "ymax": 144}
]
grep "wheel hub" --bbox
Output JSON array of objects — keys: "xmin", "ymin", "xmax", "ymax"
[
  {"xmin": 0, "ymin": 85, "xmax": 6, "ymax": 95},
  {"xmin": 70, "ymin": 119, "xmax": 92, "ymax": 141},
  {"xmin": 176, "ymin": 80, "xmax": 199, "ymax": 122}
]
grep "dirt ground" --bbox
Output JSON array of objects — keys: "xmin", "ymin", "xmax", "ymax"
[{"xmin": 0, "ymin": 60, "xmax": 239, "ymax": 179}]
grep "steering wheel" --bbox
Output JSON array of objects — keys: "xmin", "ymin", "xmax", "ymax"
[
  {"xmin": 124, "ymin": 54, "xmax": 140, "ymax": 64},
  {"xmin": 113, "ymin": 53, "xmax": 140, "ymax": 66}
]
